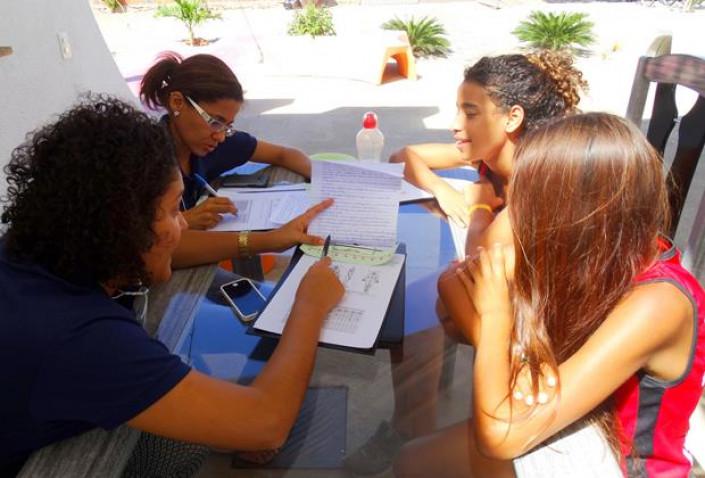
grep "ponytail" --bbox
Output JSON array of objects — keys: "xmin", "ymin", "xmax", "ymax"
[{"xmin": 139, "ymin": 52, "xmax": 244, "ymax": 111}]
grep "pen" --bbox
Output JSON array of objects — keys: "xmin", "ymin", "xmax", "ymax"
[
  {"xmin": 322, "ymin": 235, "xmax": 331, "ymax": 258},
  {"xmin": 193, "ymin": 173, "xmax": 220, "ymax": 197}
]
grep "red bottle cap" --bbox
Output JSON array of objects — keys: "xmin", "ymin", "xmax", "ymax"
[{"xmin": 362, "ymin": 112, "xmax": 378, "ymax": 129}]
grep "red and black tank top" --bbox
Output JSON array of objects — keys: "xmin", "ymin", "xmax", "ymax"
[{"xmin": 614, "ymin": 240, "xmax": 705, "ymax": 477}]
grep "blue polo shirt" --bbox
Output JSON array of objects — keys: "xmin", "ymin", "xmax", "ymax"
[
  {"xmin": 0, "ymin": 243, "xmax": 190, "ymax": 465},
  {"xmin": 160, "ymin": 115, "xmax": 258, "ymax": 209}
]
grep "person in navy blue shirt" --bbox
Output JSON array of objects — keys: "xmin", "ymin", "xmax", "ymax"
[
  {"xmin": 0, "ymin": 97, "xmax": 343, "ymax": 476},
  {"xmin": 140, "ymin": 52, "xmax": 311, "ymax": 231}
]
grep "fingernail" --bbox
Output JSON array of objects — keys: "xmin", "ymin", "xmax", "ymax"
[
  {"xmin": 524, "ymin": 395, "xmax": 534, "ymax": 406},
  {"xmin": 546, "ymin": 376, "xmax": 557, "ymax": 388},
  {"xmin": 537, "ymin": 392, "xmax": 548, "ymax": 404}
]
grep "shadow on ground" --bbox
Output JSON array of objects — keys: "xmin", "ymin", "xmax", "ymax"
[{"xmin": 236, "ymin": 98, "xmax": 451, "ymax": 159}]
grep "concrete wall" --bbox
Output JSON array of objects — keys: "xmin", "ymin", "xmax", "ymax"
[{"xmin": 0, "ymin": 0, "xmax": 134, "ymax": 200}]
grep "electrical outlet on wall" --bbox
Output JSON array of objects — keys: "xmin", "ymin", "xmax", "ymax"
[{"xmin": 57, "ymin": 32, "xmax": 72, "ymax": 60}]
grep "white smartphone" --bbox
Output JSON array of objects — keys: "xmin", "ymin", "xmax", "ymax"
[{"xmin": 220, "ymin": 278, "xmax": 267, "ymax": 323}]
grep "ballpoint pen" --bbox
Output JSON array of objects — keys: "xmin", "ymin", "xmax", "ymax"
[
  {"xmin": 322, "ymin": 235, "xmax": 331, "ymax": 258},
  {"xmin": 193, "ymin": 173, "xmax": 220, "ymax": 197}
]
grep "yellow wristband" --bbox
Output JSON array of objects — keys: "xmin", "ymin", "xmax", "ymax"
[
  {"xmin": 238, "ymin": 231, "xmax": 251, "ymax": 259},
  {"xmin": 467, "ymin": 203, "xmax": 494, "ymax": 216}
]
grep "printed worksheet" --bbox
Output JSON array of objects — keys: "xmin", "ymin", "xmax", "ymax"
[
  {"xmin": 254, "ymin": 253, "xmax": 405, "ymax": 349},
  {"xmin": 210, "ymin": 189, "xmax": 310, "ymax": 232}
]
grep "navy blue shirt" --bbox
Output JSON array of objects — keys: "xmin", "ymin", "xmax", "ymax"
[
  {"xmin": 161, "ymin": 115, "xmax": 258, "ymax": 209},
  {"xmin": 0, "ymin": 244, "xmax": 190, "ymax": 464}
]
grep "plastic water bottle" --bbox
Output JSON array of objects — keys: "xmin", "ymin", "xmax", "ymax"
[{"xmin": 356, "ymin": 112, "xmax": 385, "ymax": 161}]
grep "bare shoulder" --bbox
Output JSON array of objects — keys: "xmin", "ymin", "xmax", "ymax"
[
  {"xmin": 478, "ymin": 209, "xmax": 512, "ymax": 248},
  {"xmin": 626, "ymin": 280, "xmax": 693, "ymax": 324},
  {"xmin": 606, "ymin": 280, "xmax": 693, "ymax": 349}
]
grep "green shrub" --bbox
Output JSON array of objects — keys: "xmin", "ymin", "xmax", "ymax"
[
  {"xmin": 156, "ymin": 0, "xmax": 222, "ymax": 46},
  {"xmin": 102, "ymin": 0, "xmax": 126, "ymax": 13},
  {"xmin": 287, "ymin": 4, "xmax": 336, "ymax": 38},
  {"xmin": 381, "ymin": 16, "xmax": 451, "ymax": 58},
  {"xmin": 513, "ymin": 11, "xmax": 596, "ymax": 52}
]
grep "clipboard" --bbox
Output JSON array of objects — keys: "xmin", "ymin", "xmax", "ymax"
[{"xmin": 247, "ymin": 243, "xmax": 406, "ymax": 354}]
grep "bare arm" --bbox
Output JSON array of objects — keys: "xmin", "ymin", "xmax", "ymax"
[
  {"xmin": 251, "ymin": 140, "xmax": 311, "ymax": 178},
  {"xmin": 172, "ymin": 199, "xmax": 332, "ymax": 269},
  {"xmin": 463, "ymin": 247, "xmax": 693, "ymax": 459},
  {"xmin": 392, "ymin": 144, "xmax": 467, "ymax": 200},
  {"xmin": 390, "ymin": 143, "xmax": 467, "ymax": 186},
  {"xmin": 128, "ymin": 258, "xmax": 344, "ymax": 451},
  {"xmin": 437, "ymin": 209, "xmax": 513, "ymax": 344},
  {"xmin": 392, "ymin": 144, "xmax": 479, "ymax": 228}
]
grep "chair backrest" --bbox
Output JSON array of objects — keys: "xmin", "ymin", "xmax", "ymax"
[{"xmin": 625, "ymin": 53, "xmax": 705, "ymax": 236}]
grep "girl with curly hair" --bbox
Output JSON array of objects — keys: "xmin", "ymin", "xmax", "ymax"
[
  {"xmin": 345, "ymin": 51, "xmax": 586, "ymax": 475},
  {"xmin": 392, "ymin": 50, "xmax": 585, "ymax": 233},
  {"xmin": 141, "ymin": 52, "xmax": 311, "ymax": 231},
  {"xmin": 395, "ymin": 114, "xmax": 705, "ymax": 477},
  {"xmin": 0, "ymin": 97, "xmax": 343, "ymax": 475}
]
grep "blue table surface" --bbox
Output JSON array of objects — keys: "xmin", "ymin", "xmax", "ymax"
[{"xmin": 179, "ymin": 166, "xmax": 476, "ymax": 383}]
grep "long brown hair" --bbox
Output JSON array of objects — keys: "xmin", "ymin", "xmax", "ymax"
[{"xmin": 507, "ymin": 113, "xmax": 670, "ymax": 453}]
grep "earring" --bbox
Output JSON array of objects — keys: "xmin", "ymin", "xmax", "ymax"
[{"xmin": 174, "ymin": 111, "xmax": 180, "ymax": 117}]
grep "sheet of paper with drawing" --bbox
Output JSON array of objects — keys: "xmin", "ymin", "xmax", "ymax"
[
  {"xmin": 308, "ymin": 161, "xmax": 403, "ymax": 249},
  {"xmin": 254, "ymin": 253, "xmax": 405, "ymax": 349}
]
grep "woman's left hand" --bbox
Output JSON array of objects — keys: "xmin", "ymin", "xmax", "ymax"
[
  {"xmin": 456, "ymin": 243, "xmax": 514, "ymax": 325},
  {"xmin": 266, "ymin": 199, "xmax": 333, "ymax": 252}
]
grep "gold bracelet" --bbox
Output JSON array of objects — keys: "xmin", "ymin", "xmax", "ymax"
[
  {"xmin": 238, "ymin": 230, "xmax": 251, "ymax": 259},
  {"xmin": 467, "ymin": 203, "xmax": 494, "ymax": 216}
]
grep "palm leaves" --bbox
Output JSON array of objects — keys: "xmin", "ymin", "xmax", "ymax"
[
  {"xmin": 156, "ymin": 0, "xmax": 222, "ymax": 46},
  {"xmin": 381, "ymin": 16, "xmax": 451, "ymax": 58},
  {"xmin": 513, "ymin": 11, "xmax": 595, "ymax": 52}
]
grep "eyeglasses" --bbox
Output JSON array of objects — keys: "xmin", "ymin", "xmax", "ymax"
[
  {"xmin": 113, "ymin": 286, "xmax": 150, "ymax": 326},
  {"xmin": 185, "ymin": 96, "xmax": 236, "ymax": 137}
]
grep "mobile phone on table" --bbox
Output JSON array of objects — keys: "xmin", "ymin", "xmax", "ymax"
[
  {"xmin": 220, "ymin": 171, "xmax": 268, "ymax": 188},
  {"xmin": 220, "ymin": 278, "xmax": 267, "ymax": 323}
]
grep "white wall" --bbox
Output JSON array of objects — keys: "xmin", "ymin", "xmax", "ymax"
[{"xmin": 0, "ymin": 0, "xmax": 134, "ymax": 200}]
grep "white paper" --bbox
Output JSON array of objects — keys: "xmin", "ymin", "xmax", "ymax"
[
  {"xmin": 254, "ymin": 253, "xmax": 405, "ymax": 349},
  {"xmin": 400, "ymin": 180, "xmax": 434, "ymax": 203},
  {"xmin": 400, "ymin": 177, "xmax": 476, "ymax": 204},
  {"xmin": 270, "ymin": 193, "xmax": 314, "ymax": 224},
  {"xmin": 308, "ymin": 161, "xmax": 402, "ymax": 248},
  {"xmin": 211, "ymin": 190, "xmax": 309, "ymax": 232},
  {"xmin": 221, "ymin": 183, "xmax": 308, "ymax": 194},
  {"xmin": 450, "ymin": 222, "xmax": 469, "ymax": 260}
]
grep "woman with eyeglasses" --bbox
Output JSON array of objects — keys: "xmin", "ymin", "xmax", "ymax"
[
  {"xmin": 0, "ymin": 97, "xmax": 343, "ymax": 476},
  {"xmin": 138, "ymin": 53, "xmax": 330, "ymax": 269},
  {"xmin": 140, "ymin": 52, "xmax": 311, "ymax": 231}
]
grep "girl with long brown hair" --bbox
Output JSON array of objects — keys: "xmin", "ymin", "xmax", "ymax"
[
  {"xmin": 395, "ymin": 113, "xmax": 705, "ymax": 477},
  {"xmin": 345, "ymin": 51, "xmax": 586, "ymax": 476}
]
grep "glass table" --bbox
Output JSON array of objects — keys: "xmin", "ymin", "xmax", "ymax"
[{"xmin": 182, "ymin": 178, "xmax": 478, "ymax": 476}]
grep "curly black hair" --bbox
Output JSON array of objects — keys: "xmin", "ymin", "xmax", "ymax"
[{"xmin": 1, "ymin": 96, "xmax": 178, "ymax": 285}]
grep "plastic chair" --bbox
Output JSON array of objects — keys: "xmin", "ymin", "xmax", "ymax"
[
  {"xmin": 377, "ymin": 31, "xmax": 416, "ymax": 85},
  {"xmin": 625, "ymin": 52, "xmax": 705, "ymax": 236}
]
